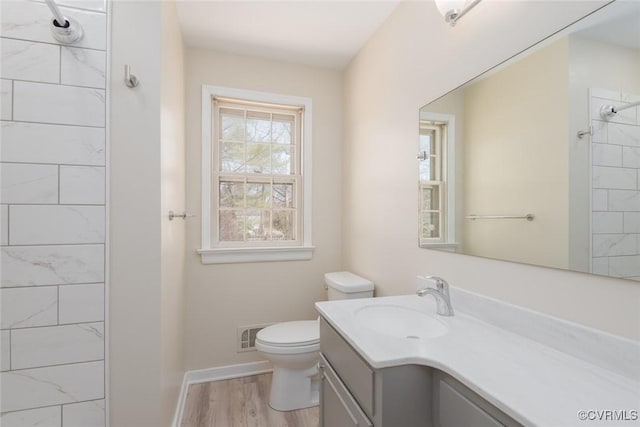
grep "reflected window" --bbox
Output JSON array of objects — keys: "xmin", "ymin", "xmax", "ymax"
[{"xmin": 419, "ymin": 121, "xmax": 448, "ymax": 245}]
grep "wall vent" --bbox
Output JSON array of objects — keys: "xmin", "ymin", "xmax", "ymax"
[{"xmin": 237, "ymin": 324, "xmax": 271, "ymax": 353}]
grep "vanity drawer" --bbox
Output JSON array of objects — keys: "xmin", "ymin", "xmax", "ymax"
[
  {"xmin": 321, "ymin": 354, "xmax": 373, "ymax": 427},
  {"xmin": 320, "ymin": 318, "xmax": 374, "ymax": 418}
]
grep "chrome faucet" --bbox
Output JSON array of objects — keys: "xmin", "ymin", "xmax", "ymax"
[{"xmin": 416, "ymin": 276, "xmax": 454, "ymax": 316}]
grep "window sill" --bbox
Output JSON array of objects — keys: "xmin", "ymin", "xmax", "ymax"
[
  {"xmin": 198, "ymin": 246, "xmax": 315, "ymax": 264},
  {"xmin": 420, "ymin": 242, "xmax": 459, "ymax": 252}
]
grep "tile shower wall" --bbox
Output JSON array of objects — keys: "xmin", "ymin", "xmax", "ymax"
[
  {"xmin": 0, "ymin": 0, "xmax": 107, "ymax": 425},
  {"xmin": 591, "ymin": 88, "xmax": 640, "ymax": 281}
]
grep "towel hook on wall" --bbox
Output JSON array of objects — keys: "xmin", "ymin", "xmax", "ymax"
[{"xmin": 124, "ymin": 64, "xmax": 139, "ymax": 88}]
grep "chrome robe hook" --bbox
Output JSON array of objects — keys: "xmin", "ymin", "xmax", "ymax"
[{"xmin": 124, "ymin": 64, "xmax": 139, "ymax": 88}]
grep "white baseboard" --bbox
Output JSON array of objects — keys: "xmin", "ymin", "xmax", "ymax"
[{"xmin": 172, "ymin": 360, "xmax": 273, "ymax": 427}]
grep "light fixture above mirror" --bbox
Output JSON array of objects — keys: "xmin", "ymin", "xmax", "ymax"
[{"xmin": 434, "ymin": 0, "xmax": 482, "ymax": 26}]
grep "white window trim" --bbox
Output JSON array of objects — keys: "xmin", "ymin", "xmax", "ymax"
[
  {"xmin": 199, "ymin": 85, "xmax": 314, "ymax": 264},
  {"xmin": 419, "ymin": 111, "xmax": 458, "ymax": 249}
]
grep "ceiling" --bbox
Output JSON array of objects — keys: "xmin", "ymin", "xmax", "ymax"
[{"xmin": 175, "ymin": 0, "xmax": 401, "ymax": 69}]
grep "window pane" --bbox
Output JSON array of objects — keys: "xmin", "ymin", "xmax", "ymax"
[
  {"xmin": 272, "ymin": 114, "xmax": 294, "ymax": 144},
  {"xmin": 422, "ymin": 212, "xmax": 440, "ymax": 239},
  {"xmin": 219, "ymin": 210, "xmax": 245, "ymax": 241},
  {"xmin": 246, "ymin": 210, "xmax": 269, "ymax": 241},
  {"xmin": 273, "ymin": 183, "xmax": 293, "ymax": 208},
  {"xmin": 219, "ymin": 181, "xmax": 244, "ymax": 207},
  {"xmin": 246, "ymin": 111, "xmax": 271, "ymax": 142},
  {"xmin": 272, "ymin": 146, "xmax": 292, "ymax": 174},
  {"xmin": 422, "ymin": 186, "xmax": 440, "ymax": 211},
  {"xmin": 220, "ymin": 109, "xmax": 245, "ymax": 141},
  {"xmin": 272, "ymin": 210, "xmax": 294, "ymax": 240},
  {"xmin": 246, "ymin": 144, "xmax": 271, "ymax": 174},
  {"xmin": 220, "ymin": 142, "xmax": 245, "ymax": 172},
  {"xmin": 419, "ymin": 131, "xmax": 437, "ymax": 181},
  {"xmin": 246, "ymin": 182, "xmax": 271, "ymax": 208}
]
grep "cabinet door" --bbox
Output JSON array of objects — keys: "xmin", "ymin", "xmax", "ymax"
[
  {"xmin": 321, "ymin": 356, "xmax": 373, "ymax": 427},
  {"xmin": 437, "ymin": 380, "xmax": 503, "ymax": 427}
]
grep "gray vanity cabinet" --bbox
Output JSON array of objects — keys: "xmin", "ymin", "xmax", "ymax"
[
  {"xmin": 319, "ymin": 318, "xmax": 523, "ymax": 427},
  {"xmin": 320, "ymin": 318, "xmax": 432, "ymax": 427},
  {"xmin": 432, "ymin": 371, "xmax": 522, "ymax": 427}
]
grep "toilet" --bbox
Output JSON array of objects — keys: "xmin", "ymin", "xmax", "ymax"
[{"xmin": 255, "ymin": 271, "xmax": 374, "ymax": 411}]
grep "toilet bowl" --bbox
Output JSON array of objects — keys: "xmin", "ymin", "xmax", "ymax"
[{"xmin": 256, "ymin": 271, "xmax": 374, "ymax": 411}]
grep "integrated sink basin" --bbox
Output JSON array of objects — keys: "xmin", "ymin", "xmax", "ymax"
[{"xmin": 355, "ymin": 304, "xmax": 449, "ymax": 340}]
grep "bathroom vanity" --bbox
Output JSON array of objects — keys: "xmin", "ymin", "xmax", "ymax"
[
  {"xmin": 320, "ymin": 318, "xmax": 521, "ymax": 426},
  {"xmin": 316, "ymin": 289, "xmax": 640, "ymax": 427}
]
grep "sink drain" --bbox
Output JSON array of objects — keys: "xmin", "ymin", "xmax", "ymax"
[{"xmin": 405, "ymin": 335, "xmax": 420, "ymax": 339}]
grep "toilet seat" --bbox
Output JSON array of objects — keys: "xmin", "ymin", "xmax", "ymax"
[{"xmin": 256, "ymin": 320, "xmax": 319, "ymax": 354}]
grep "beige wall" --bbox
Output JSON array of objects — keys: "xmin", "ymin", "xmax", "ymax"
[
  {"xmin": 184, "ymin": 49, "xmax": 343, "ymax": 369},
  {"xmin": 160, "ymin": 1, "xmax": 186, "ymax": 425},
  {"xmin": 111, "ymin": 1, "xmax": 185, "ymax": 425},
  {"xmin": 343, "ymin": 0, "xmax": 640, "ymax": 340},
  {"xmin": 462, "ymin": 38, "xmax": 569, "ymax": 268}
]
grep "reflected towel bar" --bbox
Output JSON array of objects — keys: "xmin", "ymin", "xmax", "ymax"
[{"xmin": 466, "ymin": 214, "xmax": 534, "ymax": 221}]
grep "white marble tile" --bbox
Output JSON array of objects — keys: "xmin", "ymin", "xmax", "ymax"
[
  {"xmin": 1, "ymin": 79, "xmax": 11, "ymax": 120},
  {"xmin": 1, "ymin": 330, "xmax": 9, "ymax": 371},
  {"xmin": 0, "ymin": 121, "xmax": 105, "ymax": 166},
  {"xmin": 48, "ymin": 0, "xmax": 106, "ymax": 12},
  {"xmin": 0, "ymin": 360, "xmax": 104, "ymax": 412},
  {"xmin": 592, "ymin": 189, "xmax": 608, "ymax": 211},
  {"xmin": 0, "ymin": 406, "xmax": 61, "ymax": 427},
  {"xmin": 59, "ymin": 283, "xmax": 103, "ymax": 324},
  {"xmin": 0, "ymin": 163, "xmax": 58, "ymax": 204},
  {"xmin": 624, "ymin": 212, "xmax": 640, "ymax": 233},
  {"xmin": 13, "ymin": 81, "xmax": 105, "ymax": 127},
  {"xmin": 61, "ymin": 47, "xmax": 105, "ymax": 89},
  {"xmin": 592, "ymin": 211, "xmax": 623, "ymax": 234},
  {"xmin": 592, "ymin": 166, "xmax": 636, "ymax": 190},
  {"xmin": 621, "ymin": 92, "xmax": 640, "ymax": 104},
  {"xmin": 592, "ymin": 234, "xmax": 637, "ymax": 257},
  {"xmin": 11, "ymin": 322, "xmax": 104, "ymax": 370},
  {"xmin": 609, "ymin": 255, "xmax": 640, "ymax": 278},
  {"xmin": 9, "ymin": 205, "xmax": 105, "ymax": 245},
  {"xmin": 0, "ymin": 286, "xmax": 57, "ymax": 329},
  {"xmin": 1, "ymin": 244, "xmax": 104, "ymax": 287},
  {"xmin": 591, "ymin": 88, "xmax": 622, "ymax": 101},
  {"xmin": 608, "ymin": 123, "xmax": 640, "ymax": 147},
  {"xmin": 59, "ymin": 166, "xmax": 105, "ymax": 205},
  {"xmin": 592, "ymin": 143, "xmax": 621, "ymax": 167},
  {"xmin": 591, "ymin": 257, "xmax": 608, "ymax": 276},
  {"xmin": 0, "ymin": 1, "xmax": 106, "ymax": 50},
  {"xmin": 622, "ymin": 145, "xmax": 640, "ymax": 169},
  {"xmin": 62, "ymin": 399, "xmax": 104, "ymax": 427},
  {"xmin": 592, "ymin": 98, "xmax": 637, "ymax": 125},
  {"xmin": 0, "ymin": 39, "xmax": 59, "ymax": 83},
  {"xmin": 608, "ymin": 190, "xmax": 640, "ymax": 211},
  {"xmin": 1, "ymin": 205, "xmax": 8, "ymax": 246},
  {"xmin": 590, "ymin": 120, "xmax": 607, "ymax": 143}
]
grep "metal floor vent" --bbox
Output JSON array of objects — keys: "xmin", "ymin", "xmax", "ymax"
[{"xmin": 237, "ymin": 324, "xmax": 270, "ymax": 353}]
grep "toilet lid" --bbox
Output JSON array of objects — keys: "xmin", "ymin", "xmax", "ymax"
[{"xmin": 257, "ymin": 320, "xmax": 319, "ymax": 347}]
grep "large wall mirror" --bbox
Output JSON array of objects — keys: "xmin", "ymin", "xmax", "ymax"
[{"xmin": 419, "ymin": 0, "xmax": 640, "ymax": 281}]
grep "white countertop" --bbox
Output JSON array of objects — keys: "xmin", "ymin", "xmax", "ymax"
[{"xmin": 315, "ymin": 294, "xmax": 640, "ymax": 427}]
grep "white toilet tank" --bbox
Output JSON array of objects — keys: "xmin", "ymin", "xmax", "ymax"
[{"xmin": 325, "ymin": 271, "xmax": 374, "ymax": 300}]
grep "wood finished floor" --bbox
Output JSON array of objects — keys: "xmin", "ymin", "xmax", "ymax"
[{"xmin": 181, "ymin": 373, "xmax": 320, "ymax": 427}]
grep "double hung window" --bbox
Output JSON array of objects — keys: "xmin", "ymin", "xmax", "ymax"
[{"xmin": 200, "ymin": 86, "xmax": 313, "ymax": 264}]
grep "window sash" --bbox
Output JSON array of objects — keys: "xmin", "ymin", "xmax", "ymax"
[{"xmin": 212, "ymin": 99, "xmax": 304, "ymax": 248}]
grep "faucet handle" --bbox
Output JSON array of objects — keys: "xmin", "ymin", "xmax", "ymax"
[{"xmin": 421, "ymin": 275, "xmax": 449, "ymax": 291}]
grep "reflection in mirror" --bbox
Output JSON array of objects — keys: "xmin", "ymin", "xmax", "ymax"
[{"xmin": 419, "ymin": 0, "xmax": 640, "ymax": 281}]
